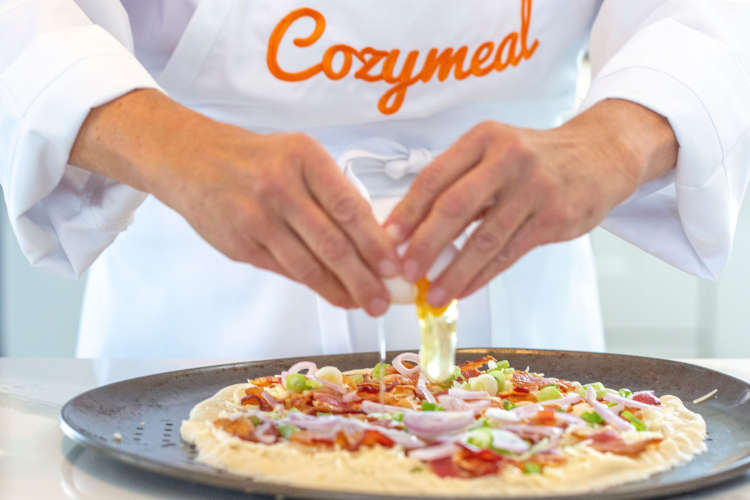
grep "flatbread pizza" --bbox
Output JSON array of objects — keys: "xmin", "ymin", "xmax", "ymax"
[{"xmin": 180, "ymin": 354, "xmax": 706, "ymax": 496}]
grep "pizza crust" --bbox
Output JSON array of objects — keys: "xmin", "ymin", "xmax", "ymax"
[{"xmin": 181, "ymin": 382, "xmax": 706, "ymax": 496}]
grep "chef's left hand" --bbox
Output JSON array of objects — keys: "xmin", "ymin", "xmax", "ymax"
[{"xmin": 384, "ymin": 99, "xmax": 678, "ymax": 307}]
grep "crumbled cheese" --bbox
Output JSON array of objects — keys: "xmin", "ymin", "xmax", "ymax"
[{"xmin": 692, "ymin": 389, "xmax": 718, "ymax": 405}]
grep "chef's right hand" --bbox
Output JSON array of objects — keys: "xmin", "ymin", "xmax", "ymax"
[{"xmin": 69, "ymin": 89, "xmax": 397, "ymax": 315}]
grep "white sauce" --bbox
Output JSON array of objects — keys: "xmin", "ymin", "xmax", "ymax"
[{"xmin": 181, "ymin": 384, "xmax": 706, "ymax": 496}]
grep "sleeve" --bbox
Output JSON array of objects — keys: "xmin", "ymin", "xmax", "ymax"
[
  {"xmin": 581, "ymin": 0, "xmax": 750, "ymax": 279},
  {"xmin": 0, "ymin": 0, "xmax": 162, "ymax": 278}
]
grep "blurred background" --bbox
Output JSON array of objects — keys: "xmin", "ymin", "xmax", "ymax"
[{"xmin": 2, "ymin": 59, "xmax": 749, "ymax": 358}]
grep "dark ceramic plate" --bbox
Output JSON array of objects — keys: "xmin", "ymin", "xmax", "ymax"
[{"xmin": 60, "ymin": 348, "xmax": 750, "ymax": 499}]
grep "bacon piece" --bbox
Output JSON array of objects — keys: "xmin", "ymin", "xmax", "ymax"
[
  {"xmin": 530, "ymin": 408, "xmax": 557, "ymax": 426},
  {"xmin": 389, "ymin": 384, "xmax": 418, "ymax": 400},
  {"xmin": 213, "ymin": 418, "xmax": 257, "ymax": 442},
  {"xmin": 512, "ymin": 371, "xmax": 546, "ymax": 390},
  {"xmin": 241, "ymin": 387, "xmax": 274, "ymax": 411},
  {"xmin": 284, "ymin": 391, "xmax": 317, "ymax": 414},
  {"xmin": 529, "ymin": 450, "xmax": 567, "ymax": 466},
  {"xmin": 632, "ymin": 391, "xmax": 661, "ymax": 406},
  {"xmin": 589, "ymin": 430, "xmax": 662, "ymax": 456},
  {"xmin": 289, "ymin": 429, "xmax": 335, "ymax": 446},
  {"xmin": 451, "ymin": 446, "xmax": 504, "ymax": 477},
  {"xmin": 358, "ymin": 429, "xmax": 396, "ymax": 449},
  {"xmin": 429, "ymin": 452, "xmax": 502, "ymax": 478},
  {"xmin": 429, "ymin": 456, "xmax": 461, "ymax": 478},
  {"xmin": 334, "ymin": 430, "xmax": 357, "ymax": 450},
  {"xmin": 511, "ymin": 371, "xmax": 576, "ymax": 393},
  {"xmin": 249, "ymin": 376, "xmax": 280, "ymax": 387},
  {"xmin": 458, "ymin": 355, "xmax": 497, "ymax": 371},
  {"xmin": 311, "ymin": 390, "xmax": 351, "ymax": 414},
  {"xmin": 458, "ymin": 355, "xmax": 496, "ymax": 379},
  {"xmin": 504, "ymin": 392, "xmax": 537, "ymax": 403}
]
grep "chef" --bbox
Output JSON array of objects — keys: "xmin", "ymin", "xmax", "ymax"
[{"xmin": 2, "ymin": 1, "xmax": 749, "ymax": 358}]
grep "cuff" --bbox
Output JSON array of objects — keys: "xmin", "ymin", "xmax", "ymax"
[
  {"xmin": 581, "ymin": 19, "xmax": 750, "ymax": 279},
  {"xmin": 1, "ymin": 25, "xmax": 161, "ymax": 276}
]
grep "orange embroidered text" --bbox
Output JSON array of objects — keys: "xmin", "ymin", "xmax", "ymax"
[{"xmin": 267, "ymin": 1, "xmax": 539, "ymax": 115}]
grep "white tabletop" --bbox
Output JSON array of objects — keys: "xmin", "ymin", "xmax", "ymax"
[{"xmin": 1, "ymin": 357, "xmax": 748, "ymax": 499}]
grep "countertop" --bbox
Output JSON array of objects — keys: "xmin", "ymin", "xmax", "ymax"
[{"xmin": 1, "ymin": 358, "xmax": 749, "ymax": 499}]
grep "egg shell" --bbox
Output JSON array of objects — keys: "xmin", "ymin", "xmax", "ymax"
[{"xmin": 385, "ymin": 277, "xmax": 417, "ymax": 304}]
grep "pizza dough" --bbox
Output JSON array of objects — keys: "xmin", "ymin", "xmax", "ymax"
[{"xmin": 180, "ymin": 358, "xmax": 706, "ymax": 496}]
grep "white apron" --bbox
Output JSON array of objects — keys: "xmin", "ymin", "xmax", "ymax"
[{"xmin": 77, "ymin": 0, "xmax": 604, "ymax": 358}]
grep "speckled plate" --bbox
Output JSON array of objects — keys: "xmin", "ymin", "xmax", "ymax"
[{"xmin": 60, "ymin": 348, "xmax": 750, "ymax": 499}]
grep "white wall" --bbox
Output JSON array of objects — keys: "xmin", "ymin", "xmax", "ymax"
[{"xmin": 0, "ymin": 198, "xmax": 84, "ymax": 356}]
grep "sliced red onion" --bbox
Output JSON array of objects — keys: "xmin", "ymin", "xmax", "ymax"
[
  {"xmin": 361, "ymin": 400, "xmax": 411, "ymax": 415},
  {"xmin": 603, "ymin": 393, "xmax": 661, "ymax": 411},
  {"xmin": 552, "ymin": 412, "xmax": 587, "ymax": 427},
  {"xmin": 313, "ymin": 376, "xmax": 348, "ymax": 394},
  {"xmin": 538, "ymin": 393, "xmax": 582, "ymax": 409},
  {"xmin": 464, "ymin": 399, "xmax": 491, "ymax": 413},
  {"xmin": 503, "ymin": 424, "xmax": 563, "ymax": 439},
  {"xmin": 438, "ymin": 395, "xmax": 490, "ymax": 414},
  {"xmin": 280, "ymin": 361, "xmax": 318, "ymax": 388},
  {"xmin": 403, "ymin": 410, "xmax": 475, "ymax": 438},
  {"xmin": 511, "ymin": 403, "xmax": 544, "ymax": 420},
  {"xmin": 393, "ymin": 352, "xmax": 420, "ymax": 376},
  {"xmin": 484, "ymin": 408, "xmax": 521, "ymax": 424},
  {"xmin": 437, "ymin": 394, "xmax": 463, "ymax": 411},
  {"xmin": 585, "ymin": 387, "xmax": 633, "ymax": 432},
  {"xmin": 417, "ymin": 376, "xmax": 437, "ymax": 404},
  {"xmin": 261, "ymin": 390, "xmax": 279, "ymax": 409},
  {"xmin": 376, "ymin": 428, "xmax": 426, "ymax": 449},
  {"xmin": 342, "ymin": 391, "xmax": 361, "ymax": 403},
  {"xmin": 254, "ymin": 422, "xmax": 277, "ymax": 444},
  {"xmin": 448, "ymin": 388, "xmax": 490, "ymax": 400},
  {"xmin": 488, "ymin": 429, "xmax": 531, "ymax": 453},
  {"xmin": 516, "ymin": 434, "xmax": 563, "ymax": 461},
  {"xmin": 409, "ymin": 442, "xmax": 459, "ymax": 461},
  {"xmin": 286, "ymin": 412, "xmax": 343, "ymax": 431}
]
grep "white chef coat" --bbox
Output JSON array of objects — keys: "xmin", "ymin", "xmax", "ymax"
[{"xmin": 2, "ymin": 1, "xmax": 750, "ymax": 358}]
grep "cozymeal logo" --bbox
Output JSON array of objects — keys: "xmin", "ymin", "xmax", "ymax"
[{"xmin": 266, "ymin": 0, "xmax": 539, "ymax": 115}]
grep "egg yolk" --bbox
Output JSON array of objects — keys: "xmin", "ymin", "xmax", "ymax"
[{"xmin": 415, "ymin": 278, "xmax": 451, "ymax": 318}]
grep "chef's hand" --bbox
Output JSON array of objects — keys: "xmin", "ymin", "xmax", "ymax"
[
  {"xmin": 384, "ymin": 99, "xmax": 678, "ymax": 307},
  {"xmin": 70, "ymin": 89, "xmax": 397, "ymax": 315}
]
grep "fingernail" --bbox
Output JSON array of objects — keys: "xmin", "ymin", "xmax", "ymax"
[
  {"xmin": 385, "ymin": 224, "xmax": 403, "ymax": 243},
  {"xmin": 403, "ymin": 259, "xmax": 420, "ymax": 282},
  {"xmin": 369, "ymin": 297, "xmax": 389, "ymax": 316},
  {"xmin": 378, "ymin": 259, "xmax": 399, "ymax": 278},
  {"xmin": 427, "ymin": 287, "xmax": 447, "ymax": 307}
]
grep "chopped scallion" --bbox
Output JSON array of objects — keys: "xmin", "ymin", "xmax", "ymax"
[
  {"xmin": 372, "ymin": 362, "xmax": 391, "ymax": 380},
  {"xmin": 421, "ymin": 401, "xmax": 445, "ymax": 411},
  {"xmin": 304, "ymin": 379, "xmax": 323, "ymax": 390},
  {"xmin": 523, "ymin": 462, "xmax": 542, "ymax": 474},
  {"xmin": 276, "ymin": 424, "xmax": 299, "ymax": 439},
  {"xmin": 285, "ymin": 373, "xmax": 307, "ymax": 394},
  {"xmin": 621, "ymin": 410, "xmax": 647, "ymax": 431},
  {"xmin": 581, "ymin": 411, "xmax": 604, "ymax": 425},
  {"xmin": 536, "ymin": 385, "xmax": 563, "ymax": 402}
]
